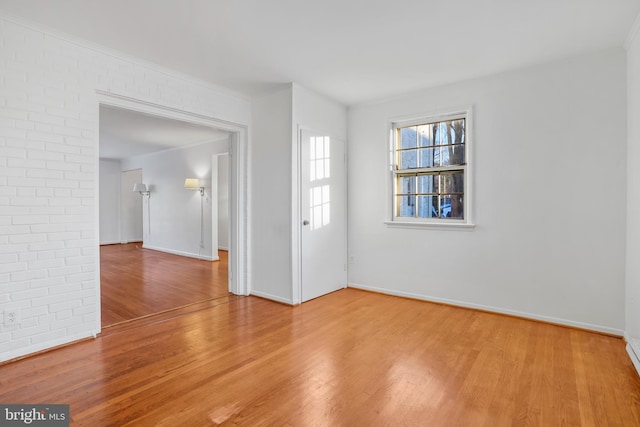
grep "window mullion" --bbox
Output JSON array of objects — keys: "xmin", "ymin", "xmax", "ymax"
[{"xmin": 392, "ymin": 113, "xmax": 468, "ymax": 222}]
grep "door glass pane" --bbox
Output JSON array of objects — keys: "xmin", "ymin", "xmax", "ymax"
[
  {"xmin": 397, "ymin": 196, "xmax": 415, "ymax": 217},
  {"xmin": 315, "ymin": 138, "xmax": 324, "ymax": 159}
]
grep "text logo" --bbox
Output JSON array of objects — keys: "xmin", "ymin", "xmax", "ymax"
[{"xmin": 0, "ymin": 405, "xmax": 69, "ymax": 426}]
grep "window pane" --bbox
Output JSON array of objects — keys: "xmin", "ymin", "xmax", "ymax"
[
  {"xmin": 397, "ymin": 175, "xmax": 415, "ymax": 195},
  {"xmin": 394, "ymin": 116, "xmax": 467, "ymax": 222},
  {"xmin": 417, "ymin": 125, "xmax": 432, "ymax": 147},
  {"xmin": 417, "ymin": 174, "xmax": 437, "ymax": 194},
  {"xmin": 452, "ymin": 119, "xmax": 465, "ymax": 144},
  {"xmin": 397, "ymin": 196, "xmax": 415, "ymax": 217},
  {"xmin": 435, "ymin": 144, "xmax": 465, "ymax": 167},
  {"xmin": 400, "ymin": 127, "xmax": 417, "ymax": 149},
  {"xmin": 417, "ymin": 195, "xmax": 437, "ymax": 218},
  {"xmin": 434, "ymin": 122, "xmax": 448, "ymax": 146},
  {"xmin": 418, "ymin": 148, "xmax": 434, "ymax": 168},
  {"xmin": 400, "ymin": 150, "xmax": 417, "ymax": 169},
  {"xmin": 433, "ymin": 146, "xmax": 441, "ymax": 166},
  {"xmin": 439, "ymin": 195, "xmax": 464, "ymax": 219},
  {"xmin": 436, "ymin": 146, "xmax": 446, "ymax": 167},
  {"xmin": 441, "ymin": 171, "xmax": 464, "ymax": 193}
]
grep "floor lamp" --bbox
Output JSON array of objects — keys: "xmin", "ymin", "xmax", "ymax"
[
  {"xmin": 185, "ymin": 178, "xmax": 205, "ymax": 257},
  {"xmin": 133, "ymin": 183, "xmax": 151, "ymax": 236}
]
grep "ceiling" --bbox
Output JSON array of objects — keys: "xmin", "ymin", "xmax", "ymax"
[
  {"xmin": 1, "ymin": 1, "xmax": 639, "ymax": 105},
  {"xmin": 99, "ymin": 106, "xmax": 229, "ymax": 160}
]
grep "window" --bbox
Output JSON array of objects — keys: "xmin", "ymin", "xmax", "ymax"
[{"xmin": 390, "ymin": 110, "xmax": 472, "ymax": 226}]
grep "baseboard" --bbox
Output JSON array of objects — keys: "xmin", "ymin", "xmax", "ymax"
[
  {"xmin": 348, "ymin": 283, "xmax": 624, "ymax": 336},
  {"xmin": 250, "ymin": 290, "xmax": 294, "ymax": 305},
  {"xmin": 624, "ymin": 333, "xmax": 640, "ymax": 376},
  {"xmin": 100, "ymin": 240, "xmax": 143, "ymax": 246},
  {"xmin": 142, "ymin": 244, "xmax": 217, "ymax": 261},
  {"xmin": 0, "ymin": 330, "xmax": 97, "ymax": 364}
]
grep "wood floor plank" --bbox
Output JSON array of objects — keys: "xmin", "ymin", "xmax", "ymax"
[
  {"xmin": 100, "ymin": 243, "xmax": 229, "ymax": 326},
  {"xmin": 1, "ymin": 289, "xmax": 640, "ymax": 426}
]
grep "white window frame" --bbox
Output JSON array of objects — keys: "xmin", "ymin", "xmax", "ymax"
[{"xmin": 385, "ymin": 107, "xmax": 475, "ymax": 229}]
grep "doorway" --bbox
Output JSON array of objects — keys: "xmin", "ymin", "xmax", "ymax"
[{"xmin": 97, "ymin": 94, "xmax": 247, "ymax": 328}]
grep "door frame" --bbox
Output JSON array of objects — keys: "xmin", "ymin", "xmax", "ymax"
[
  {"xmin": 292, "ymin": 126, "xmax": 348, "ymax": 304},
  {"xmin": 96, "ymin": 91, "xmax": 249, "ymax": 310}
]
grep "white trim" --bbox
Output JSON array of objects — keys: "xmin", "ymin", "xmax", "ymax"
[
  {"xmin": 93, "ymin": 100, "xmax": 102, "ymax": 335},
  {"xmin": 250, "ymin": 290, "xmax": 294, "ymax": 306},
  {"xmin": 142, "ymin": 244, "xmax": 218, "ymax": 261},
  {"xmin": 625, "ymin": 332, "xmax": 640, "ymax": 376},
  {"xmin": 392, "ymin": 111, "xmax": 468, "ymax": 128},
  {"xmin": 387, "ymin": 106, "xmax": 474, "ymax": 227},
  {"xmin": 348, "ymin": 282, "xmax": 624, "ymax": 336},
  {"xmin": 0, "ymin": 330, "xmax": 98, "ymax": 364},
  {"xmin": 625, "ymin": 12, "xmax": 640, "ymax": 50},
  {"xmin": 384, "ymin": 221, "xmax": 475, "ymax": 230},
  {"xmin": 626, "ymin": 344, "xmax": 640, "ymax": 376},
  {"xmin": 96, "ymin": 92, "xmax": 249, "ymax": 296},
  {"xmin": 96, "ymin": 91, "xmax": 243, "ymax": 133},
  {"xmin": 99, "ymin": 240, "xmax": 127, "ymax": 245}
]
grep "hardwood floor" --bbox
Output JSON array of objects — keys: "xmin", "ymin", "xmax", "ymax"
[
  {"xmin": 2, "ymin": 289, "xmax": 640, "ymax": 426},
  {"xmin": 100, "ymin": 243, "xmax": 229, "ymax": 327}
]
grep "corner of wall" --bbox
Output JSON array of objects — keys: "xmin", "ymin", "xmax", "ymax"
[{"xmin": 625, "ymin": 12, "xmax": 640, "ymax": 50}]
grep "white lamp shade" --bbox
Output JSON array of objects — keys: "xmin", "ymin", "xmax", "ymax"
[
  {"xmin": 184, "ymin": 178, "xmax": 200, "ymax": 189},
  {"xmin": 133, "ymin": 183, "xmax": 147, "ymax": 192}
]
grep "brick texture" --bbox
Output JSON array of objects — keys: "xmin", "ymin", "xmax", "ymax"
[{"xmin": 0, "ymin": 16, "xmax": 250, "ymax": 362}]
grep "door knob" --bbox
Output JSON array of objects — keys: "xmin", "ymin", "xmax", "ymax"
[{"xmin": 302, "ymin": 220, "xmax": 310, "ymax": 226}]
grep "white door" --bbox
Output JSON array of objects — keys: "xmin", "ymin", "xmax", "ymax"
[{"xmin": 300, "ymin": 130, "xmax": 347, "ymax": 302}]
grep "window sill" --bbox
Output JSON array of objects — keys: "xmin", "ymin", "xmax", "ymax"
[{"xmin": 384, "ymin": 220, "xmax": 476, "ymax": 231}]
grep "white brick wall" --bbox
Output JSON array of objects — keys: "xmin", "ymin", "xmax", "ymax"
[{"xmin": 0, "ymin": 15, "xmax": 250, "ymax": 362}]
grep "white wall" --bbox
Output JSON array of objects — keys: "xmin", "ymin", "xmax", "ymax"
[
  {"xmin": 291, "ymin": 84, "xmax": 348, "ymax": 303},
  {"xmin": 626, "ymin": 19, "xmax": 640, "ymax": 349},
  {"xmin": 218, "ymin": 154, "xmax": 229, "ymax": 250},
  {"xmin": 121, "ymin": 139, "xmax": 230, "ymax": 260},
  {"xmin": 98, "ymin": 159, "xmax": 120, "ymax": 244},
  {"xmin": 0, "ymin": 15, "xmax": 250, "ymax": 362},
  {"xmin": 250, "ymin": 85, "xmax": 294, "ymax": 303},
  {"xmin": 249, "ymin": 84, "xmax": 348, "ymax": 304},
  {"xmin": 348, "ymin": 49, "xmax": 627, "ymax": 334},
  {"xmin": 120, "ymin": 168, "xmax": 142, "ymax": 243}
]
